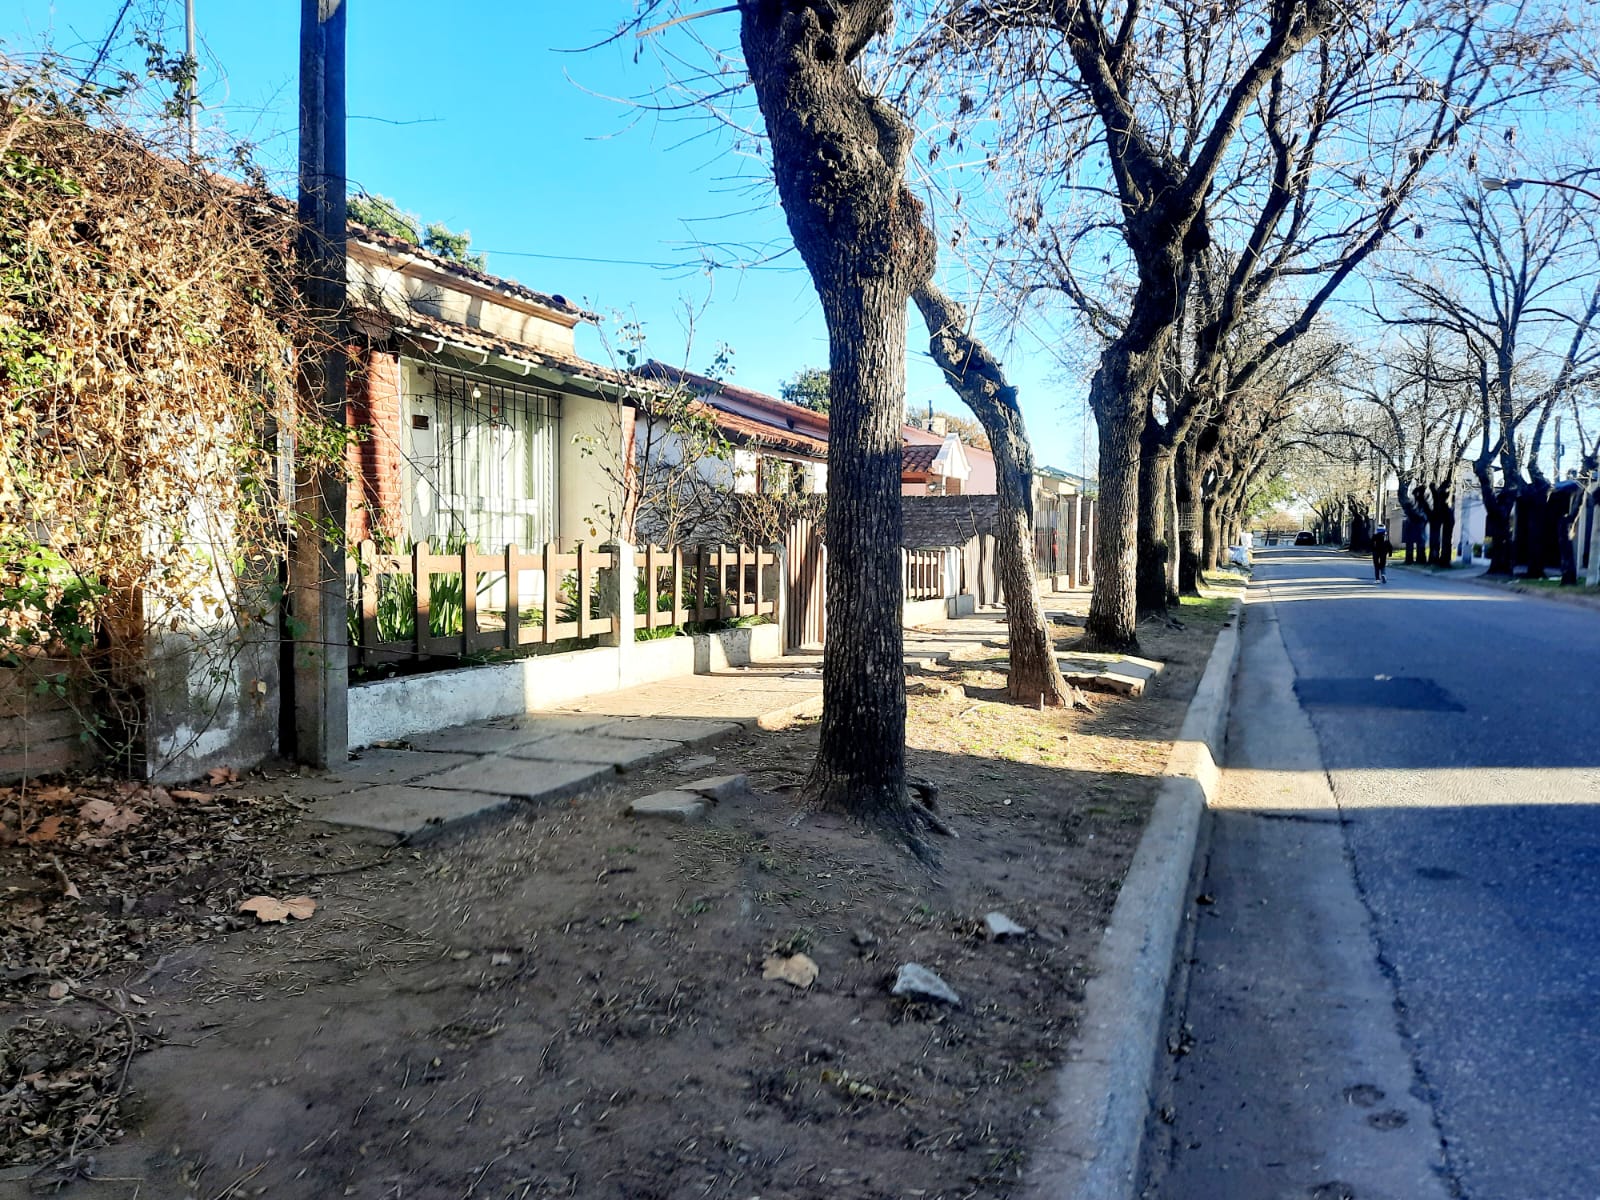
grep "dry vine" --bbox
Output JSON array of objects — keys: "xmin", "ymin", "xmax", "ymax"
[{"xmin": 0, "ymin": 59, "xmax": 343, "ymax": 772}]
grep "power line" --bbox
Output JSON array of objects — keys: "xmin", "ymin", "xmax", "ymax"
[{"xmin": 482, "ymin": 247, "xmax": 798, "ymax": 272}]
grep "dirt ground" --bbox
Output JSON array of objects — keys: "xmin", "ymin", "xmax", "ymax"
[{"xmin": 1, "ymin": 590, "xmax": 1237, "ymax": 1200}]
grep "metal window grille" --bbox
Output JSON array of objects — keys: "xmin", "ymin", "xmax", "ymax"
[{"xmin": 428, "ymin": 369, "xmax": 560, "ymax": 548}]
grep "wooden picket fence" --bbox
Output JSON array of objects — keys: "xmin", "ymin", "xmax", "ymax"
[
  {"xmin": 351, "ymin": 539, "xmax": 779, "ymax": 665},
  {"xmin": 637, "ymin": 543, "xmax": 780, "ymax": 633},
  {"xmin": 904, "ymin": 548, "xmax": 946, "ymax": 601},
  {"xmin": 351, "ymin": 540, "xmax": 616, "ymax": 665}
]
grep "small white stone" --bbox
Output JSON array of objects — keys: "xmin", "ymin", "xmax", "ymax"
[
  {"xmin": 892, "ymin": 962, "xmax": 961, "ymax": 1007},
  {"xmin": 984, "ymin": 911, "xmax": 1029, "ymax": 941}
]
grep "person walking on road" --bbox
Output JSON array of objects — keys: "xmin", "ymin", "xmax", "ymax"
[{"xmin": 1372, "ymin": 525, "xmax": 1393, "ymax": 582}]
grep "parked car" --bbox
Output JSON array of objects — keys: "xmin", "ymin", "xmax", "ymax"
[{"xmin": 1294, "ymin": 531, "xmax": 1316, "ymax": 546}]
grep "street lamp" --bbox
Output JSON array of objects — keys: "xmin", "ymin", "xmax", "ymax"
[{"xmin": 1481, "ymin": 169, "xmax": 1600, "ymax": 204}]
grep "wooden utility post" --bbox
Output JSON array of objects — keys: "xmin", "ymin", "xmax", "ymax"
[{"xmin": 291, "ymin": 0, "xmax": 349, "ymax": 767}]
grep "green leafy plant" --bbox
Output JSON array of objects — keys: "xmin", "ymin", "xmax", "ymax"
[{"xmin": 0, "ymin": 540, "xmax": 103, "ymax": 663}]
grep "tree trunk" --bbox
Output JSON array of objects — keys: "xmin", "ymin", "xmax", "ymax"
[
  {"xmin": 739, "ymin": 1, "xmax": 935, "ymax": 840},
  {"xmin": 1427, "ymin": 480, "xmax": 1452, "ymax": 565},
  {"xmin": 1397, "ymin": 480, "xmax": 1426, "ymax": 565},
  {"xmin": 1164, "ymin": 451, "xmax": 1181, "ymax": 605},
  {"xmin": 1202, "ymin": 492, "xmax": 1223, "ymax": 570},
  {"xmin": 1085, "ymin": 388, "xmax": 1145, "ymax": 651},
  {"xmin": 1176, "ymin": 440, "xmax": 1204, "ymax": 594},
  {"xmin": 912, "ymin": 281, "xmax": 1074, "ymax": 708},
  {"xmin": 1136, "ymin": 421, "xmax": 1174, "ymax": 616},
  {"xmin": 1522, "ymin": 478, "xmax": 1551, "ymax": 579}
]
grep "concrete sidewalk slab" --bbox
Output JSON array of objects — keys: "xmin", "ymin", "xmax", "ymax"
[
  {"xmin": 425, "ymin": 758, "xmax": 614, "ymax": 802},
  {"xmin": 409, "ymin": 725, "xmax": 555, "ymax": 756},
  {"xmin": 1060, "ymin": 654, "xmax": 1166, "ymax": 698},
  {"xmin": 603, "ymin": 717, "xmax": 742, "ymax": 743},
  {"xmin": 295, "ymin": 748, "xmax": 474, "ymax": 795},
  {"xmin": 502, "ymin": 713, "xmax": 616, "ymax": 735},
  {"xmin": 308, "ymin": 785, "xmax": 517, "ymax": 841},
  {"xmin": 504, "ymin": 732, "xmax": 682, "ymax": 768},
  {"xmin": 290, "ymin": 613, "xmax": 1010, "ymax": 842}
]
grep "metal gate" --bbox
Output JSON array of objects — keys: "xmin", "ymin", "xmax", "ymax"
[{"xmin": 784, "ymin": 517, "xmax": 826, "ymax": 650}]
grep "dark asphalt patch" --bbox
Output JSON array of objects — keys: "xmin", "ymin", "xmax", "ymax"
[{"xmin": 1294, "ymin": 676, "xmax": 1466, "ymax": 712}]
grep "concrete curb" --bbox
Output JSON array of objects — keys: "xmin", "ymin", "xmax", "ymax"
[
  {"xmin": 755, "ymin": 695, "xmax": 826, "ymax": 731},
  {"xmin": 1022, "ymin": 600, "xmax": 1244, "ymax": 1200}
]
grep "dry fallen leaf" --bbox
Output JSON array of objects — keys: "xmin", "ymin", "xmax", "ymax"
[
  {"xmin": 762, "ymin": 952, "xmax": 819, "ymax": 990},
  {"xmin": 78, "ymin": 798, "xmax": 143, "ymax": 833},
  {"xmin": 46, "ymin": 981, "xmax": 69, "ymax": 1001},
  {"xmin": 206, "ymin": 767, "xmax": 239, "ymax": 786},
  {"xmin": 24, "ymin": 815, "xmax": 64, "ymax": 844},
  {"xmin": 238, "ymin": 895, "xmax": 317, "ymax": 924},
  {"xmin": 170, "ymin": 789, "xmax": 211, "ymax": 802},
  {"xmin": 79, "ymin": 798, "xmax": 117, "ymax": 823}
]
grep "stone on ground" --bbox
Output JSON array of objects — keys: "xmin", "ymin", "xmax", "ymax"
[
  {"xmin": 627, "ymin": 790, "xmax": 710, "ymax": 823},
  {"xmin": 985, "ymin": 912, "xmax": 1029, "ymax": 941},
  {"xmin": 892, "ymin": 963, "xmax": 961, "ymax": 1007},
  {"xmin": 682, "ymin": 774, "xmax": 749, "ymax": 802}
]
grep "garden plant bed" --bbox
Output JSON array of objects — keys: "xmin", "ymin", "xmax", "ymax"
[{"xmin": 0, "ymin": 590, "xmax": 1236, "ymax": 1199}]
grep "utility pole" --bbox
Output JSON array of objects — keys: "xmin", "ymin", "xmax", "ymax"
[
  {"xmin": 291, "ymin": 0, "xmax": 349, "ymax": 768},
  {"xmin": 183, "ymin": 0, "xmax": 198, "ymax": 159}
]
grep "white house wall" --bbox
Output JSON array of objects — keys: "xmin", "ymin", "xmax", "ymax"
[
  {"xmin": 399, "ymin": 358, "xmax": 437, "ymax": 546},
  {"xmin": 560, "ymin": 394, "xmax": 632, "ymax": 543}
]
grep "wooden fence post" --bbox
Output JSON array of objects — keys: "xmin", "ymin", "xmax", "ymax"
[
  {"xmin": 542, "ymin": 541, "xmax": 556, "ymax": 645},
  {"xmin": 505, "ymin": 544, "xmax": 520, "ymax": 650}
]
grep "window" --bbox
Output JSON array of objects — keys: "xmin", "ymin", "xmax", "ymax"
[{"xmin": 426, "ymin": 369, "xmax": 560, "ymax": 549}]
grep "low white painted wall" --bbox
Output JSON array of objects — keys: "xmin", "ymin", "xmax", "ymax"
[
  {"xmin": 902, "ymin": 598, "xmax": 951, "ymax": 628},
  {"xmin": 348, "ymin": 623, "xmax": 782, "ymax": 747},
  {"xmin": 629, "ymin": 635, "xmax": 697, "ymax": 687},
  {"xmin": 696, "ymin": 622, "xmax": 783, "ymax": 672}
]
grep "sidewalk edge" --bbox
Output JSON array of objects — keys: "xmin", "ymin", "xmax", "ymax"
[{"xmin": 1022, "ymin": 599, "xmax": 1244, "ymax": 1200}]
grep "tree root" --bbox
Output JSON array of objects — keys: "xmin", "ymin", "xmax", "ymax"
[{"xmin": 910, "ymin": 799, "xmax": 956, "ymax": 839}]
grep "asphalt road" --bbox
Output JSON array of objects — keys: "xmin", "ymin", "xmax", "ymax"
[{"xmin": 1147, "ymin": 547, "xmax": 1600, "ymax": 1200}]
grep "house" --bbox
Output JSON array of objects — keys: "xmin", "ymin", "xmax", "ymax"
[
  {"xmin": 343, "ymin": 223, "xmax": 642, "ymax": 552},
  {"xmin": 1031, "ymin": 466, "xmax": 1096, "ymax": 589},
  {"xmin": 902, "ymin": 416, "xmax": 996, "ymax": 495},
  {"xmin": 634, "ymin": 361, "xmax": 829, "ymax": 499},
  {"xmin": 901, "ymin": 430, "xmax": 975, "ymax": 496}
]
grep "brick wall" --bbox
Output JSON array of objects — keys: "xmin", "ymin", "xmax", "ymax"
[
  {"xmin": 0, "ymin": 662, "xmax": 96, "ymax": 782},
  {"xmin": 347, "ymin": 345, "xmax": 406, "ymax": 545}
]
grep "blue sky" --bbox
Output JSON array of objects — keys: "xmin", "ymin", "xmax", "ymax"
[{"xmin": 2, "ymin": 1, "xmax": 1095, "ymax": 475}]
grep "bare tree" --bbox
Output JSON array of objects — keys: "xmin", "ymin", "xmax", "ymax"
[
  {"xmin": 913, "ymin": 279, "xmax": 1076, "ymax": 707},
  {"xmin": 1385, "ymin": 180, "xmax": 1600, "ymax": 575},
  {"xmin": 919, "ymin": 0, "xmax": 1578, "ymax": 645},
  {"xmin": 1321, "ymin": 328, "xmax": 1480, "ymax": 564},
  {"xmin": 729, "ymin": 1, "xmax": 942, "ymax": 844}
]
